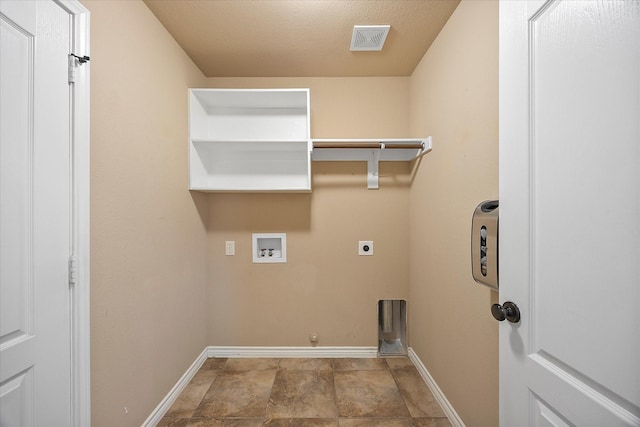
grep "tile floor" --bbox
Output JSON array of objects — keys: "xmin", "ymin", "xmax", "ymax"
[{"xmin": 157, "ymin": 357, "xmax": 452, "ymax": 427}]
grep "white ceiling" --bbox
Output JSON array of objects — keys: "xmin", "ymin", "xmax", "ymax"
[{"xmin": 143, "ymin": 0, "xmax": 461, "ymax": 77}]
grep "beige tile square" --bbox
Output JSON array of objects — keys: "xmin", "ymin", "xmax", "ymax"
[
  {"xmin": 224, "ymin": 358, "xmax": 280, "ymax": 371},
  {"xmin": 333, "ymin": 358, "xmax": 388, "ymax": 371},
  {"xmin": 267, "ymin": 370, "xmax": 337, "ymax": 419},
  {"xmin": 264, "ymin": 419, "xmax": 339, "ymax": 426},
  {"xmin": 194, "ymin": 370, "xmax": 277, "ymax": 418},
  {"xmin": 201, "ymin": 358, "xmax": 228, "ymax": 370},
  {"xmin": 392, "ymin": 368, "xmax": 446, "ymax": 417},
  {"xmin": 385, "ymin": 357, "xmax": 415, "ymax": 371},
  {"xmin": 278, "ymin": 358, "xmax": 333, "ymax": 371},
  {"xmin": 165, "ymin": 369, "xmax": 218, "ymax": 419},
  {"xmin": 157, "ymin": 417, "xmax": 191, "ymax": 427},
  {"xmin": 187, "ymin": 418, "xmax": 264, "ymax": 427},
  {"xmin": 411, "ymin": 418, "xmax": 453, "ymax": 427},
  {"xmin": 334, "ymin": 370, "xmax": 410, "ymax": 417},
  {"xmin": 338, "ymin": 419, "xmax": 412, "ymax": 426}
]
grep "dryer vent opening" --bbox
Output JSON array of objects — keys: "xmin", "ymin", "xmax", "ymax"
[{"xmin": 378, "ymin": 299, "xmax": 407, "ymax": 356}]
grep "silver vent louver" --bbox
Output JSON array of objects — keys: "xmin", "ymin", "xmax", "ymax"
[{"xmin": 350, "ymin": 25, "xmax": 391, "ymax": 51}]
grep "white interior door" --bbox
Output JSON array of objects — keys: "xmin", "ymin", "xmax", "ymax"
[
  {"xmin": 0, "ymin": 1, "xmax": 73, "ymax": 425},
  {"xmin": 499, "ymin": 1, "xmax": 640, "ymax": 425}
]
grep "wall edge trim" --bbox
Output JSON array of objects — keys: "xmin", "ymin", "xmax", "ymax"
[
  {"xmin": 408, "ymin": 347, "xmax": 466, "ymax": 427},
  {"xmin": 141, "ymin": 348, "xmax": 209, "ymax": 427}
]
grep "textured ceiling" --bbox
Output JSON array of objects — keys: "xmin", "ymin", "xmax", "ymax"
[{"xmin": 143, "ymin": 0, "xmax": 461, "ymax": 77}]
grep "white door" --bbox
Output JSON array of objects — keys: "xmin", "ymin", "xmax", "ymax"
[
  {"xmin": 499, "ymin": 1, "xmax": 640, "ymax": 425},
  {"xmin": 0, "ymin": 1, "xmax": 73, "ymax": 425}
]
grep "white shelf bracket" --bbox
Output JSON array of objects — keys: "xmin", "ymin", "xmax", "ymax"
[
  {"xmin": 310, "ymin": 137, "xmax": 432, "ymax": 189},
  {"xmin": 367, "ymin": 150, "xmax": 381, "ymax": 190}
]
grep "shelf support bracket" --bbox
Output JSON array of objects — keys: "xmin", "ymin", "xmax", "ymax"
[{"xmin": 367, "ymin": 150, "xmax": 381, "ymax": 190}]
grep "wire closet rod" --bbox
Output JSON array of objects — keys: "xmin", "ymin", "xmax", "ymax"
[{"xmin": 312, "ymin": 141, "xmax": 425, "ymax": 150}]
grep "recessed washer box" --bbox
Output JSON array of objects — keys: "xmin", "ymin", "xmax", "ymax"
[{"xmin": 252, "ymin": 233, "xmax": 287, "ymax": 263}]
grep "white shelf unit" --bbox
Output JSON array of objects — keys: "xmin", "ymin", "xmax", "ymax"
[
  {"xmin": 311, "ymin": 137, "xmax": 432, "ymax": 189},
  {"xmin": 189, "ymin": 88, "xmax": 311, "ymax": 192}
]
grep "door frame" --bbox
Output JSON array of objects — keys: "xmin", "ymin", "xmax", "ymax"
[
  {"xmin": 55, "ymin": 1, "xmax": 90, "ymax": 425},
  {"xmin": 498, "ymin": 0, "xmax": 535, "ymax": 423}
]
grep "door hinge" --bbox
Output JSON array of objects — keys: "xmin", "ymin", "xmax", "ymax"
[
  {"xmin": 68, "ymin": 53, "xmax": 90, "ymax": 84},
  {"xmin": 68, "ymin": 256, "xmax": 78, "ymax": 287}
]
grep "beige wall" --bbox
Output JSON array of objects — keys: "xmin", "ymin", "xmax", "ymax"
[
  {"xmin": 85, "ymin": 1, "xmax": 209, "ymax": 425},
  {"xmin": 203, "ymin": 77, "xmax": 412, "ymax": 346},
  {"xmin": 85, "ymin": 0, "xmax": 499, "ymax": 425},
  {"xmin": 408, "ymin": 1, "xmax": 499, "ymax": 426}
]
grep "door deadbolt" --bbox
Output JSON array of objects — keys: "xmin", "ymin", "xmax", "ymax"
[{"xmin": 491, "ymin": 301, "xmax": 520, "ymax": 323}]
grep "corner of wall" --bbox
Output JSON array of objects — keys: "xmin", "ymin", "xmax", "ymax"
[
  {"xmin": 407, "ymin": 1, "xmax": 499, "ymax": 426},
  {"xmin": 86, "ymin": 1, "xmax": 210, "ymax": 425}
]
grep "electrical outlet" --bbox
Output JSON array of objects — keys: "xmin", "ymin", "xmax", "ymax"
[
  {"xmin": 358, "ymin": 240, "xmax": 374, "ymax": 256},
  {"xmin": 225, "ymin": 241, "xmax": 235, "ymax": 256}
]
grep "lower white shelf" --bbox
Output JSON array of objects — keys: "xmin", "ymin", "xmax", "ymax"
[{"xmin": 189, "ymin": 140, "xmax": 311, "ymax": 192}]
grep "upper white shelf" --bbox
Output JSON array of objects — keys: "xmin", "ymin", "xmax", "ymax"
[
  {"xmin": 189, "ymin": 88, "xmax": 311, "ymax": 192},
  {"xmin": 311, "ymin": 137, "xmax": 432, "ymax": 189}
]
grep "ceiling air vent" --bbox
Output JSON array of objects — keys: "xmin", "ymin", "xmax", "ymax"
[{"xmin": 350, "ymin": 25, "xmax": 391, "ymax": 51}]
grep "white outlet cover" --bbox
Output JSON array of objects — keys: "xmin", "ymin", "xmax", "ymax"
[
  {"xmin": 225, "ymin": 240, "xmax": 235, "ymax": 256},
  {"xmin": 358, "ymin": 241, "xmax": 374, "ymax": 256}
]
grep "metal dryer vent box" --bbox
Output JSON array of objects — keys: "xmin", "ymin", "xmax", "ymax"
[{"xmin": 471, "ymin": 200, "xmax": 499, "ymax": 290}]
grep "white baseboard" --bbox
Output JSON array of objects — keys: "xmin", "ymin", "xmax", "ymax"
[
  {"xmin": 207, "ymin": 345, "xmax": 378, "ymax": 358},
  {"xmin": 142, "ymin": 345, "xmax": 462, "ymax": 427},
  {"xmin": 140, "ymin": 348, "xmax": 209, "ymax": 427},
  {"xmin": 408, "ymin": 347, "xmax": 465, "ymax": 427}
]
